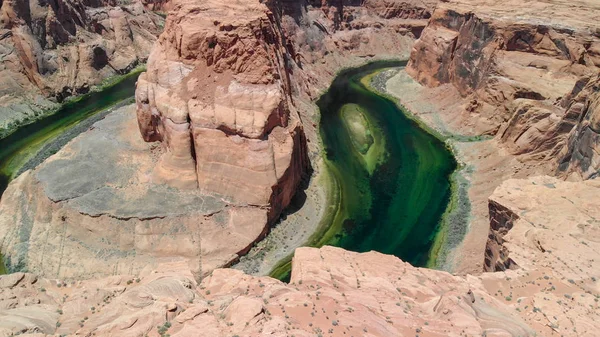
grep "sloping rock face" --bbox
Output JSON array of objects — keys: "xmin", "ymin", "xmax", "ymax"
[
  {"xmin": 0, "ymin": 0, "xmax": 440, "ymax": 281},
  {"xmin": 482, "ymin": 176, "xmax": 600, "ymax": 335},
  {"xmin": 0, "ymin": 106, "xmax": 274, "ymax": 280},
  {"xmin": 406, "ymin": 0, "xmax": 600, "ymax": 174},
  {"xmin": 135, "ymin": 0, "xmax": 309, "ymax": 222},
  {"xmin": 0, "ymin": 0, "xmax": 164, "ymax": 137},
  {"xmin": 0, "ymin": 247, "xmax": 536, "ymax": 337}
]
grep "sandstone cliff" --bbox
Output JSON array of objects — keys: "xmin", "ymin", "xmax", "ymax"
[
  {"xmin": 0, "ymin": 0, "xmax": 164, "ymax": 138},
  {"xmin": 406, "ymin": 0, "xmax": 600, "ymax": 177},
  {"xmin": 482, "ymin": 176, "xmax": 600, "ymax": 335},
  {"xmin": 0, "ymin": 106, "xmax": 282, "ymax": 280},
  {"xmin": 134, "ymin": 0, "xmax": 310, "ymax": 224}
]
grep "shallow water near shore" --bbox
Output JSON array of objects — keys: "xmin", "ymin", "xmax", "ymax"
[{"xmin": 271, "ymin": 61, "xmax": 457, "ymax": 280}]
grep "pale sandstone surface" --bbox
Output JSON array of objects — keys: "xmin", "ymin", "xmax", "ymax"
[
  {"xmin": 0, "ymin": 0, "xmax": 164, "ymax": 136},
  {"xmin": 0, "ymin": 105, "xmax": 273, "ymax": 280},
  {"xmin": 481, "ymin": 176, "xmax": 600, "ymax": 336},
  {"xmin": 0, "ymin": 246, "xmax": 539, "ymax": 337}
]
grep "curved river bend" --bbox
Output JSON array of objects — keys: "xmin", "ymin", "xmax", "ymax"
[
  {"xmin": 0, "ymin": 63, "xmax": 456, "ymax": 278},
  {"xmin": 271, "ymin": 61, "xmax": 457, "ymax": 280}
]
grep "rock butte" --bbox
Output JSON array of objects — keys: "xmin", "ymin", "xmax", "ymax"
[{"xmin": 0, "ymin": 0, "xmax": 599, "ymax": 336}]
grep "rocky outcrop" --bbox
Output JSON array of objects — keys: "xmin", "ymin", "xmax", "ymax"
[
  {"xmin": 406, "ymin": 0, "xmax": 600, "ymax": 173},
  {"xmin": 0, "ymin": 246, "xmax": 537, "ymax": 337},
  {"xmin": 556, "ymin": 73, "xmax": 600, "ymax": 180},
  {"xmin": 0, "ymin": 0, "xmax": 164, "ymax": 138},
  {"xmin": 486, "ymin": 175, "xmax": 600, "ymax": 278},
  {"xmin": 481, "ymin": 176, "xmax": 600, "ymax": 335},
  {"xmin": 134, "ymin": 0, "xmax": 309, "ymax": 223}
]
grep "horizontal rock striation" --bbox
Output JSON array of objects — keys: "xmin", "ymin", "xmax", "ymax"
[
  {"xmin": 0, "ymin": 0, "xmax": 164, "ymax": 136},
  {"xmin": 135, "ymin": 0, "xmax": 309, "ymax": 223},
  {"xmin": 0, "ymin": 106, "xmax": 276, "ymax": 280}
]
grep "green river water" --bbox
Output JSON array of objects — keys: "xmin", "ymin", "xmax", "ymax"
[
  {"xmin": 0, "ymin": 62, "xmax": 456, "ymax": 278},
  {"xmin": 0, "ymin": 70, "xmax": 141, "ymax": 274},
  {"xmin": 270, "ymin": 61, "xmax": 457, "ymax": 280}
]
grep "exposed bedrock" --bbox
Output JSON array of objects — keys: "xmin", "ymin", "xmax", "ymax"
[
  {"xmin": 0, "ymin": 0, "xmax": 164, "ymax": 135},
  {"xmin": 556, "ymin": 73, "xmax": 600, "ymax": 180},
  {"xmin": 0, "ymin": 247, "xmax": 537, "ymax": 337},
  {"xmin": 482, "ymin": 176, "xmax": 600, "ymax": 334},
  {"xmin": 406, "ymin": 1, "xmax": 600, "ymax": 177},
  {"xmin": 134, "ymin": 0, "xmax": 310, "ymax": 223},
  {"xmin": 485, "ymin": 176, "xmax": 600, "ymax": 275}
]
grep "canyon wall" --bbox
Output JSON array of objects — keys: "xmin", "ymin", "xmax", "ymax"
[
  {"xmin": 0, "ymin": 0, "xmax": 164, "ymax": 137},
  {"xmin": 406, "ymin": 1, "xmax": 600, "ymax": 177},
  {"xmin": 555, "ymin": 73, "xmax": 600, "ymax": 180}
]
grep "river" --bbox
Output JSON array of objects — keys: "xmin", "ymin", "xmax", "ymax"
[
  {"xmin": 0, "ymin": 62, "xmax": 456, "ymax": 278},
  {"xmin": 270, "ymin": 61, "xmax": 457, "ymax": 280}
]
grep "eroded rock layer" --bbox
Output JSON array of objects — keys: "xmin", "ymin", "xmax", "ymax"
[
  {"xmin": 0, "ymin": 0, "xmax": 164, "ymax": 135},
  {"xmin": 134, "ymin": 0, "xmax": 309, "ymax": 222},
  {"xmin": 406, "ymin": 0, "xmax": 600, "ymax": 177},
  {"xmin": 0, "ymin": 106, "xmax": 274, "ymax": 280},
  {"xmin": 0, "ymin": 0, "xmax": 439, "ymax": 280}
]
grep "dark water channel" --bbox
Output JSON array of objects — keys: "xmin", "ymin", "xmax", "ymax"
[{"xmin": 271, "ymin": 61, "xmax": 457, "ymax": 280}]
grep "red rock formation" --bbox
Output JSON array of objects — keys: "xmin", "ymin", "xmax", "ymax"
[
  {"xmin": 406, "ymin": 1, "xmax": 600, "ymax": 172},
  {"xmin": 556, "ymin": 73, "xmax": 600, "ymax": 180},
  {"xmin": 135, "ymin": 0, "xmax": 309, "ymax": 222}
]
